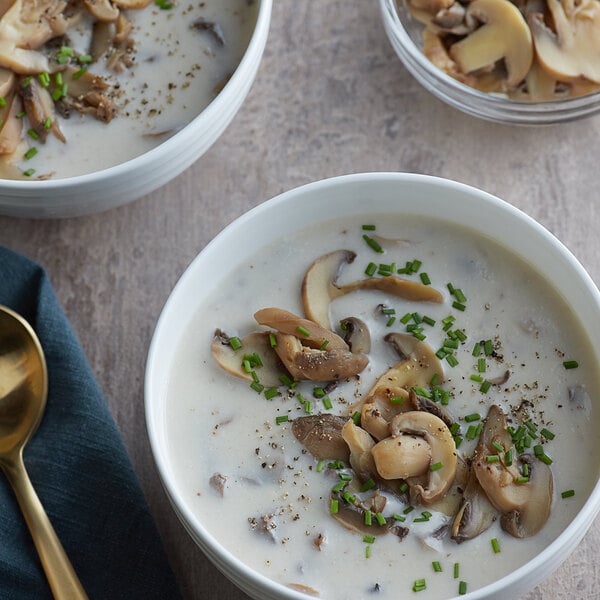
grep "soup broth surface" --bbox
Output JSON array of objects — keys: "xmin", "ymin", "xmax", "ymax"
[{"xmin": 165, "ymin": 213, "xmax": 600, "ymax": 599}]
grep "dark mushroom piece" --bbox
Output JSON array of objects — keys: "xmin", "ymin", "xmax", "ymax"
[
  {"xmin": 19, "ymin": 76, "xmax": 65, "ymax": 143},
  {"xmin": 292, "ymin": 414, "xmax": 350, "ymax": 462}
]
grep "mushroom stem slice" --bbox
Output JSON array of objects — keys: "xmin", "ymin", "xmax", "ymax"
[
  {"xmin": 340, "ymin": 317, "xmax": 371, "ymax": 354},
  {"xmin": 254, "ymin": 307, "xmax": 348, "ymax": 350},
  {"xmin": 273, "ymin": 332, "xmax": 368, "ymax": 382},
  {"xmin": 449, "ymin": 0, "xmax": 533, "ymax": 87},
  {"xmin": 337, "ymin": 276, "xmax": 443, "ymax": 304},
  {"xmin": 301, "ymin": 250, "xmax": 356, "ymax": 329},
  {"xmin": 291, "ymin": 414, "xmax": 350, "ymax": 462},
  {"xmin": 529, "ymin": 0, "xmax": 600, "ymax": 84},
  {"xmin": 211, "ymin": 330, "xmax": 287, "ymax": 388},
  {"xmin": 500, "ymin": 455, "xmax": 553, "ymax": 538},
  {"xmin": 389, "ymin": 411, "xmax": 457, "ymax": 505}
]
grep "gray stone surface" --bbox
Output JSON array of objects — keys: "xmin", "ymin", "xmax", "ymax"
[{"xmin": 1, "ymin": 2, "xmax": 600, "ymax": 598}]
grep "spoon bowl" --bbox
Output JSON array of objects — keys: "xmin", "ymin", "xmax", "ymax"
[{"xmin": 0, "ymin": 305, "xmax": 88, "ymax": 600}]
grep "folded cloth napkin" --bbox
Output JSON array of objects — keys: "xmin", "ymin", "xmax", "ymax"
[{"xmin": 0, "ymin": 247, "xmax": 182, "ymax": 600}]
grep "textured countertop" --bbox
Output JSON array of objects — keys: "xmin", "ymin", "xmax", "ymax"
[{"xmin": 1, "ymin": 2, "xmax": 599, "ymax": 599}]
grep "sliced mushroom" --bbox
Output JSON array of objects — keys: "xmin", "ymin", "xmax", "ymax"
[
  {"xmin": 211, "ymin": 330, "xmax": 286, "ymax": 387},
  {"xmin": 371, "ymin": 434, "xmax": 432, "ymax": 480},
  {"xmin": 330, "ymin": 489, "xmax": 394, "ymax": 536},
  {"xmin": 451, "ymin": 468, "xmax": 497, "ymax": 543},
  {"xmin": 500, "ymin": 455, "xmax": 553, "ymax": 538},
  {"xmin": 340, "ymin": 317, "xmax": 371, "ymax": 354},
  {"xmin": 0, "ymin": 90, "xmax": 23, "ymax": 154},
  {"xmin": 449, "ymin": 0, "xmax": 534, "ymax": 87},
  {"xmin": 254, "ymin": 307, "xmax": 348, "ymax": 351},
  {"xmin": 291, "ymin": 414, "xmax": 350, "ymax": 462},
  {"xmin": 19, "ymin": 76, "xmax": 65, "ymax": 143},
  {"xmin": 272, "ymin": 332, "xmax": 368, "ymax": 382},
  {"xmin": 302, "ymin": 250, "xmax": 442, "ymax": 331},
  {"xmin": 408, "ymin": 389, "xmax": 455, "ymax": 428},
  {"xmin": 529, "ymin": 0, "xmax": 600, "ymax": 84},
  {"xmin": 83, "ymin": 0, "xmax": 119, "ymax": 22},
  {"xmin": 301, "ymin": 250, "xmax": 357, "ymax": 329},
  {"xmin": 472, "ymin": 405, "xmax": 553, "ymax": 537},
  {"xmin": 388, "ymin": 411, "xmax": 457, "ymax": 505},
  {"xmin": 113, "ymin": 0, "xmax": 152, "ymax": 8},
  {"xmin": 341, "ymin": 419, "xmax": 378, "ymax": 482},
  {"xmin": 360, "ymin": 386, "xmax": 410, "ymax": 441},
  {"xmin": 371, "ymin": 333, "xmax": 444, "ymax": 393}
]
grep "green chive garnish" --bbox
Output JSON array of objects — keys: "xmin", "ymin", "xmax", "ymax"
[
  {"xmin": 365, "ymin": 262, "xmax": 377, "ymax": 276},
  {"xmin": 491, "ymin": 538, "xmax": 501, "ymax": 553},
  {"xmin": 363, "ymin": 234, "xmax": 383, "ymax": 253},
  {"xmin": 362, "ymin": 224, "xmax": 376, "ymax": 231},
  {"xmin": 458, "ymin": 581, "xmax": 467, "ymax": 595},
  {"xmin": 563, "ymin": 360, "xmax": 579, "ymax": 369},
  {"xmin": 454, "ymin": 563, "xmax": 460, "ymax": 579},
  {"xmin": 432, "ymin": 561, "xmax": 442, "ymax": 573},
  {"xmin": 24, "ymin": 147, "xmax": 37, "ymax": 160},
  {"xmin": 430, "ymin": 461, "xmax": 443, "ymax": 471},
  {"xmin": 264, "ymin": 387, "xmax": 279, "ymax": 400},
  {"xmin": 561, "ymin": 489, "xmax": 575, "ymax": 498},
  {"xmin": 228, "ymin": 336, "xmax": 241, "ymax": 351},
  {"xmin": 296, "ymin": 326, "xmax": 310, "ymax": 337},
  {"xmin": 464, "ymin": 413, "xmax": 481, "ymax": 423},
  {"xmin": 275, "ymin": 415, "xmax": 288, "ymax": 425}
]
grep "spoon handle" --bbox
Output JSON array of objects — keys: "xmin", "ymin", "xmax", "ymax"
[{"xmin": 2, "ymin": 455, "xmax": 89, "ymax": 600}]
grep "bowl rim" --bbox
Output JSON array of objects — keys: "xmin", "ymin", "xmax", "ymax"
[
  {"xmin": 378, "ymin": 0, "xmax": 600, "ymax": 123},
  {"xmin": 145, "ymin": 172, "xmax": 600, "ymax": 599},
  {"xmin": 0, "ymin": 0, "xmax": 272, "ymax": 187}
]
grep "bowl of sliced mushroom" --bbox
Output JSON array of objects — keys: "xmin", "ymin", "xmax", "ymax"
[
  {"xmin": 0, "ymin": 0, "xmax": 272, "ymax": 218},
  {"xmin": 146, "ymin": 172, "xmax": 600, "ymax": 600},
  {"xmin": 380, "ymin": 0, "xmax": 600, "ymax": 123}
]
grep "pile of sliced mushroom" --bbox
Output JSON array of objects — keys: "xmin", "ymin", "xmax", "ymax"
[
  {"xmin": 212, "ymin": 248, "xmax": 555, "ymax": 546},
  {"xmin": 0, "ymin": 0, "xmax": 152, "ymax": 178},
  {"xmin": 410, "ymin": 0, "xmax": 600, "ymax": 100}
]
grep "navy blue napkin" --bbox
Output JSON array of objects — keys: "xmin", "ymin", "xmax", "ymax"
[{"xmin": 0, "ymin": 247, "xmax": 181, "ymax": 600}]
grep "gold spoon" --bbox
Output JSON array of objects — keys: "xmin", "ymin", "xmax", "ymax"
[{"xmin": 0, "ymin": 305, "xmax": 88, "ymax": 600}]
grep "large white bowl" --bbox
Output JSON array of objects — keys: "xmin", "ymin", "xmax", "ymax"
[
  {"xmin": 145, "ymin": 173, "xmax": 600, "ymax": 599},
  {"xmin": 0, "ymin": 0, "xmax": 272, "ymax": 219}
]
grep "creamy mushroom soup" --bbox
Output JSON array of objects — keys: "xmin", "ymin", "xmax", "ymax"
[
  {"xmin": 1, "ymin": 0, "xmax": 257, "ymax": 180},
  {"xmin": 166, "ymin": 214, "xmax": 600, "ymax": 599}
]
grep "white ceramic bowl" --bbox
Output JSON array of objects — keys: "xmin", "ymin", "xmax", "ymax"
[
  {"xmin": 0, "ymin": 0, "xmax": 272, "ymax": 219},
  {"xmin": 379, "ymin": 0, "xmax": 600, "ymax": 125},
  {"xmin": 145, "ymin": 173, "xmax": 600, "ymax": 599}
]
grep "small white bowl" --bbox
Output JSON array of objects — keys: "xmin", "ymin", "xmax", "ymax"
[
  {"xmin": 0, "ymin": 0, "xmax": 272, "ymax": 219},
  {"xmin": 379, "ymin": 0, "xmax": 600, "ymax": 125},
  {"xmin": 146, "ymin": 173, "xmax": 600, "ymax": 599}
]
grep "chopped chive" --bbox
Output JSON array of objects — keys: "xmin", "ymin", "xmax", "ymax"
[
  {"xmin": 342, "ymin": 491, "xmax": 356, "ymax": 504},
  {"xmin": 27, "ymin": 129, "xmax": 39, "ymax": 140},
  {"xmin": 72, "ymin": 67, "xmax": 88, "ymax": 80},
  {"xmin": 540, "ymin": 428, "xmax": 555, "ymax": 440},
  {"xmin": 316, "ymin": 460, "xmax": 325, "ymax": 473},
  {"xmin": 55, "ymin": 72, "xmax": 64, "ymax": 86},
  {"xmin": 491, "ymin": 538, "xmax": 501, "ymax": 553},
  {"xmin": 322, "ymin": 396, "xmax": 333, "ymax": 410},
  {"xmin": 458, "ymin": 581, "xmax": 467, "ymax": 595},
  {"xmin": 484, "ymin": 339, "xmax": 494, "ymax": 355},
  {"xmin": 361, "ymin": 478, "xmax": 376, "ymax": 492},
  {"xmin": 450, "ymin": 422, "xmax": 461, "ymax": 436},
  {"xmin": 24, "ymin": 147, "xmax": 38, "ymax": 160},
  {"xmin": 365, "ymin": 545, "xmax": 372, "ymax": 559},
  {"xmin": 319, "ymin": 339, "xmax": 329, "ymax": 350},
  {"xmin": 412, "ymin": 579, "xmax": 426, "ymax": 592},
  {"xmin": 20, "ymin": 76, "xmax": 32, "ymax": 88},
  {"xmin": 399, "ymin": 482, "xmax": 409, "ymax": 494},
  {"xmin": 504, "ymin": 450, "xmax": 513, "ymax": 466},
  {"xmin": 477, "ymin": 357, "xmax": 486, "ymax": 373},
  {"xmin": 465, "ymin": 425, "xmax": 478, "ymax": 440},
  {"xmin": 403, "ymin": 505, "xmax": 414, "ymax": 514},
  {"xmin": 264, "ymin": 387, "xmax": 279, "ymax": 400},
  {"xmin": 22, "ymin": 168, "xmax": 35, "ymax": 177},
  {"xmin": 375, "ymin": 512, "xmax": 387, "ymax": 526},
  {"xmin": 393, "ymin": 514, "xmax": 406, "ymax": 522},
  {"xmin": 432, "ymin": 561, "xmax": 442, "ymax": 573},
  {"xmin": 430, "ymin": 461, "xmax": 443, "ymax": 471},
  {"xmin": 446, "ymin": 354, "xmax": 459, "ymax": 367},
  {"xmin": 464, "ymin": 413, "xmax": 481, "ymax": 423},
  {"xmin": 470, "ymin": 374, "xmax": 483, "ymax": 383},
  {"xmin": 452, "ymin": 301, "xmax": 466, "ymax": 312},
  {"xmin": 390, "ymin": 395, "xmax": 404, "ymax": 405},
  {"xmin": 419, "ymin": 272, "xmax": 431, "ymax": 285},
  {"xmin": 364, "ymin": 509, "xmax": 372, "ymax": 526},
  {"xmin": 563, "ymin": 360, "xmax": 579, "ymax": 369},
  {"xmin": 228, "ymin": 336, "xmax": 242, "ymax": 350},
  {"xmin": 332, "ymin": 481, "xmax": 345, "ymax": 493},
  {"xmin": 453, "ymin": 288, "xmax": 467, "ymax": 303},
  {"xmin": 303, "ymin": 400, "xmax": 312, "ymax": 414},
  {"xmin": 313, "ymin": 387, "xmax": 325, "ymax": 398},
  {"xmin": 485, "ymin": 455, "xmax": 500, "ymax": 463},
  {"xmin": 479, "ymin": 380, "xmax": 492, "ymax": 393},
  {"xmin": 0, "ymin": 96, "xmax": 6, "ymax": 107},
  {"xmin": 78, "ymin": 54, "xmax": 93, "ymax": 64},
  {"xmin": 275, "ymin": 415, "xmax": 288, "ymax": 425},
  {"xmin": 15, "ymin": 111, "xmax": 25, "ymax": 119},
  {"xmin": 365, "ymin": 262, "xmax": 377, "ymax": 276},
  {"xmin": 43, "ymin": 117, "xmax": 52, "ymax": 130},
  {"xmin": 492, "ymin": 441, "xmax": 504, "ymax": 453},
  {"xmin": 351, "ymin": 411, "xmax": 361, "ymax": 425},
  {"xmin": 363, "ymin": 234, "xmax": 384, "ymax": 253},
  {"xmin": 330, "ymin": 499, "xmax": 339, "ymax": 514},
  {"xmin": 561, "ymin": 489, "xmax": 575, "ymax": 499},
  {"xmin": 338, "ymin": 472, "xmax": 353, "ymax": 482},
  {"xmin": 38, "ymin": 72, "xmax": 50, "ymax": 87},
  {"xmin": 279, "ymin": 373, "xmax": 294, "ymax": 387},
  {"xmin": 362, "ymin": 224, "xmax": 376, "ymax": 231},
  {"xmin": 363, "ymin": 534, "xmax": 376, "ymax": 544},
  {"xmin": 422, "ymin": 315, "xmax": 436, "ymax": 327},
  {"xmin": 454, "ymin": 436, "xmax": 463, "ymax": 448},
  {"xmin": 296, "ymin": 325, "xmax": 310, "ymax": 337},
  {"xmin": 516, "ymin": 476, "xmax": 529, "ymax": 484},
  {"xmin": 454, "ymin": 563, "xmax": 460, "ymax": 579},
  {"xmin": 386, "ymin": 316, "xmax": 396, "ymax": 327},
  {"xmin": 250, "ymin": 381, "xmax": 264, "ymax": 393}
]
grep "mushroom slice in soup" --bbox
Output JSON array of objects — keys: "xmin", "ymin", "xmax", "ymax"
[
  {"xmin": 272, "ymin": 332, "xmax": 368, "ymax": 382},
  {"xmin": 330, "ymin": 489, "xmax": 398, "ymax": 536},
  {"xmin": 254, "ymin": 307, "xmax": 349, "ymax": 350},
  {"xmin": 19, "ymin": 76, "xmax": 65, "ymax": 143},
  {"xmin": 371, "ymin": 433, "xmax": 432, "ymax": 480},
  {"xmin": 360, "ymin": 386, "xmax": 410, "ymax": 441},
  {"xmin": 388, "ymin": 411, "xmax": 457, "ymax": 505},
  {"xmin": 451, "ymin": 467, "xmax": 498, "ymax": 543},
  {"xmin": 291, "ymin": 414, "xmax": 350, "ymax": 462},
  {"xmin": 340, "ymin": 316, "xmax": 371, "ymax": 354},
  {"xmin": 211, "ymin": 330, "xmax": 287, "ymax": 388},
  {"xmin": 302, "ymin": 250, "xmax": 443, "ymax": 331},
  {"xmin": 472, "ymin": 405, "xmax": 553, "ymax": 537},
  {"xmin": 341, "ymin": 419, "xmax": 378, "ymax": 483}
]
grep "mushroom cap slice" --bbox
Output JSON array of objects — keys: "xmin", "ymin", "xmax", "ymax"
[
  {"xmin": 301, "ymin": 250, "xmax": 356, "ymax": 329},
  {"xmin": 359, "ymin": 386, "xmax": 410, "ymax": 441},
  {"xmin": 371, "ymin": 333, "xmax": 444, "ymax": 393},
  {"xmin": 211, "ymin": 330, "xmax": 286, "ymax": 387},
  {"xmin": 500, "ymin": 455, "xmax": 553, "ymax": 538},
  {"xmin": 449, "ymin": 0, "xmax": 533, "ymax": 87},
  {"xmin": 451, "ymin": 468, "xmax": 498, "ymax": 543},
  {"xmin": 272, "ymin": 332, "xmax": 368, "ymax": 382},
  {"xmin": 254, "ymin": 307, "xmax": 348, "ymax": 351},
  {"xmin": 371, "ymin": 434, "xmax": 432, "ymax": 480},
  {"xmin": 291, "ymin": 414, "xmax": 350, "ymax": 462},
  {"xmin": 340, "ymin": 317, "xmax": 371, "ymax": 354},
  {"xmin": 389, "ymin": 411, "xmax": 457, "ymax": 504},
  {"xmin": 529, "ymin": 0, "xmax": 600, "ymax": 84},
  {"xmin": 83, "ymin": 0, "xmax": 119, "ymax": 21},
  {"xmin": 341, "ymin": 419, "xmax": 378, "ymax": 482},
  {"xmin": 337, "ymin": 276, "xmax": 443, "ymax": 304}
]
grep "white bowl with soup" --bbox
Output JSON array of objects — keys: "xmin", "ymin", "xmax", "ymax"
[
  {"xmin": 145, "ymin": 173, "xmax": 600, "ymax": 599},
  {"xmin": 0, "ymin": 0, "xmax": 271, "ymax": 218}
]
